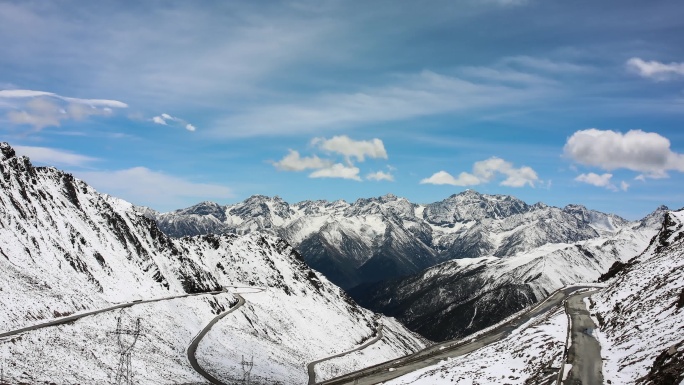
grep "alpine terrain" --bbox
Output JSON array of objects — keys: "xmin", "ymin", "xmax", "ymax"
[
  {"xmin": 152, "ymin": 191, "xmax": 666, "ymax": 342},
  {"xmin": 351, "ymin": 206, "xmax": 665, "ymax": 341},
  {"xmin": 379, "ymin": 207, "xmax": 684, "ymax": 385},
  {"xmin": 152, "ymin": 192, "xmax": 658, "ymax": 294},
  {"xmin": 0, "ymin": 142, "xmax": 427, "ymax": 384}
]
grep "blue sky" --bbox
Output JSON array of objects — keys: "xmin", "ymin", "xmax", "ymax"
[{"xmin": 1, "ymin": 0, "xmax": 683, "ymax": 219}]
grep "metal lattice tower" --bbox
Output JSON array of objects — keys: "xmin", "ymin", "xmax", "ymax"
[
  {"xmin": 241, "ymin": 355, "xmax": 254, "ymax": 385},
  {"xmin": 110, "ymin": 311, "xmax": 142, "ymax": 385}
]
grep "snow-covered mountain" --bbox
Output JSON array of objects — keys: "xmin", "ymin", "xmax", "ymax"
[
  {"xmin": 588, "ymin": 208, "xmax": 684, "ymax": 384},
  {"xmin": 0, "ymin": 143, "xmax": 426, "ymax": 384},
  {"xmin": 152, "ymin": 190, "xmax": 644, "ymax": 290},
  {"xmin": 350, "ymin": 206, "xmax": 664, "ymax": 342},
  {"xmin": 383, "ymin": 208, "xmax": 684, "ymax": 385}
]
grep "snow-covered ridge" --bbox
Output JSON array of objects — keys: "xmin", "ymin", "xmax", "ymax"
[
  {"xmin": 152, "ymin": 189, "xmax": 654, "ymax": 290},
  {"xmin": 588, "ymin": 208, "xmax": 684, "ymax": 384},
  {"xmin": 351, "ymin": 207, "xmax": 661, "ymax": 341},
  {"xmin": 367, "ymin": 205, "xmax": 684, "ymax": 385},
  {"xmin": 0, "ymin": 143, "xmax": 426, "ymax": 384}
]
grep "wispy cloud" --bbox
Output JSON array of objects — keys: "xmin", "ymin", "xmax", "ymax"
[
  {"xmin": 501, "ymin": 56, "xmax": 593, "ymax": 74},
  {"xmin": 0, "ymin": 89, "xmax": 128, "ymax": 108},
  {"xmin": 13, "ymin": 145, "xmax": 99, "ymax": 167},
  {"xmin": 213, "ymin": 69, "xmax": 553, "ymax": 137},
  {"xmin": 0, "ymin": 89, "xmax": 127, "ymax": 130},
  {"xmin": 626, "ymin": 57, "xmax": 684, "ymax": 81},
  {"xmin": 564, "ymin": 129, "xmax": 684, "ymax": 179},
  {"xmin": 151, "ymin": 113, "xmax": 197, "ymax": 132},
  {"xmin": 421, "ymin": 157, "xmax": 539, "ymax": 187},
  {"xmin": 75, "ymin": 167, "xmax": 233, "ymax": 211}
]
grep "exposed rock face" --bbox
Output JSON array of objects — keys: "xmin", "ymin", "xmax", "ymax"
[
  {"xmin": 351, "ymin": 210, "xmax": 662, "ymax": 341},
  {"xmin": 151, "ymin": 190, "xmax": 651, "ymax": 290}
]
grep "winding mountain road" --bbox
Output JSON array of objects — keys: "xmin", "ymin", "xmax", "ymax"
[
  {"xmin": 560, "ymin": 291, "xmax": 603, "ymax": 385},
  {"xmin": 0, "ymin": 288, "xmax": 237, "ymax": 340},
  {"xmin": 186, "ymin": 286, "xmax": 265, "ymax": 385},
  {"xmin": 0, "ymin": 285, "xmax": 264, "ymax": 385},
  {"xmin": 317, "ymin": 285, "xmax": 599, "ymax": 385},
  {"xmin": 187, "ymin": 294, "xmax": 245, "ymax": 385},
  {"xmin": 307, "ymin": 325, "xmax": 385, "ymax": 385}
]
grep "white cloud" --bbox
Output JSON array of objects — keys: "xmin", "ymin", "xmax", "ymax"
[
  {"xmin": 309, "ymin": 163, "xmax": 361, "ymax": 181},
  {"xmin": 420, "ymin": 170, "xmax": 480, "ymax": 186},
  {"xmin": 626, "ymin": 57, "xmax": 684, "ymax": 81},
  {"xmin": 272, "ymin": 136, "xmax": 391, "ymax": 181},
  {"xmin": 151, "ymin": 113, "xmax": 197, "ymax": 132},
  {"xmin": 575, "ymin": 172, "xmax": 616, "ymax": 190},
  {"xmin": 499, "ymin": 165, "xmax": 539, "ymax": 187},
  {"xmin": 0, "ymin": 89, "xmax": 128, "ymax": 108},
  {"xmin": 7, "ymin": 98, "xmax": 63, "ymax": 129},
  {"xmin": 0, "ymin": 90, "xmax": 56, "ymax": 98},
  {"xmin": 574, "ymin": 173, "xmax": 629, "ymax": 192},
  {"xmin": 421, "ymin": 157, "xmax": 539, "ymax": 187},
  {"xmin": 13, "ymin": 145, "xmax": 99, "ymax": 167},
  {"xmin": 75, "ymin": 167, "xmax": 233, "ymax": 211},
  {"xmin": 563, "ymin": 129, "xmax": 684, "ymax": 178},
  {"xmin": 152, "ymin": 116, "xmax": 166, "ymax": 125},
  {"xmin": 0, "ymin": 89, "xmax": 127, "ymax": 130},
  {"xmin": 272, "ymin": 150, "xmax": 331, "ymax": 171},
  {"xmin": 366, "ymin": 171, "xmax": 394, "ymax": 182},
  {"xmin": 312, "ymin": 135, "xmax": 387, "ymax": 162}
]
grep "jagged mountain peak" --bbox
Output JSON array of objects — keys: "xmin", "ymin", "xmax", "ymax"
[
  {"xmin": 152, "ymin": 190, "xmax": 662, "ymax": 290},
  {"xmin": 636, "ymin": 204, "xmax": 670, "ymax": 230},
  {"xmin": 346, "ymin": 193, "xmax": 415, "ymax": 218},
  {"xmin": 1, "ymin": 141, "xmax": 17, "ymax": 160},
  {"xmin": 173, "ymin": 200, "xmax": 227, "ymax": 221},
  {"xmin": 424, "ymin": 190, "xmax": 530, "ymax": 224},
  {"xmin": 242, "ymin": 194, "xmax": 287, "ymax": 204}
]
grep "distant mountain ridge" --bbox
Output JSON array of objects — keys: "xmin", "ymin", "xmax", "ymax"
[{"xmin": 150, "ymin": 190, "xmax": 658, "ymax": 290}]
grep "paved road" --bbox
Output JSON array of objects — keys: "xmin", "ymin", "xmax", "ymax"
[
  {"xmin": 0, "ymin": 289, "xmax": 239, "ymax": 340},
  {"xmin": 561, "ymin": 291, "xmax": 603, "ymax": 385},
  {"xmin": 0, "ymin": 286, "xmax": 262, "ymax": 385},
  {"xmin": 186, "ymin": 294, "xmax": 246, "ymax": 385},
  {"xmin": 307, "ymin": 325, "xmax": 385, "ymax": 385},
  {"xmin": 185, "ymin": 286, "xmax": 266, "ymax": 385},
  {"xmin": 318, "ymin": 285, "xmax": 598, "ymax": 385}
]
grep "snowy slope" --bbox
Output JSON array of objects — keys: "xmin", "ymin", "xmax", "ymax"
[
  {"xmin": 588, "ymin": 208, "xmax": 684, "ymax": 384},
  {"xmin": 0, "ymin": 142, "xmax": 426, "ymax": 384},
  {"xmin": 352, "ymin": 212, "xmax": 661, "ymax": 341},
  {"xmin": 153, "ymin": 190, "xmax": 644, "ymax": 290},
  {"xmin": 384, "ymin": 305, "xmax": 569, "ymax": 385},
  {"xmin": 380, "ymin": 209, "xmax": 684, "ymax": 385}
]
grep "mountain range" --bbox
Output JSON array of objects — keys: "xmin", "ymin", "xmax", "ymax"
[
  {"xmin": 2, "ymin": 139, "xmax": 680, "ymax": 384},
  {"xmin": 0, "ymin": 142, "xmax": 426, "ymax": 384},
  {"xmin": 151, "ymin": 191, "xmax": 660, "ymax": 291},
  {"xmin": 150, "ymin": 190, "xmax": 667, "ymax": 342}
]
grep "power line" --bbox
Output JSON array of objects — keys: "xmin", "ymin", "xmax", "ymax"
[
  {"xmin": 241, "ymin": 355, "xmax": 254, "ymax": 385},
  {"xmin": 109, "ymin": 310, "xmax": 143, "ymax": 385}
]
